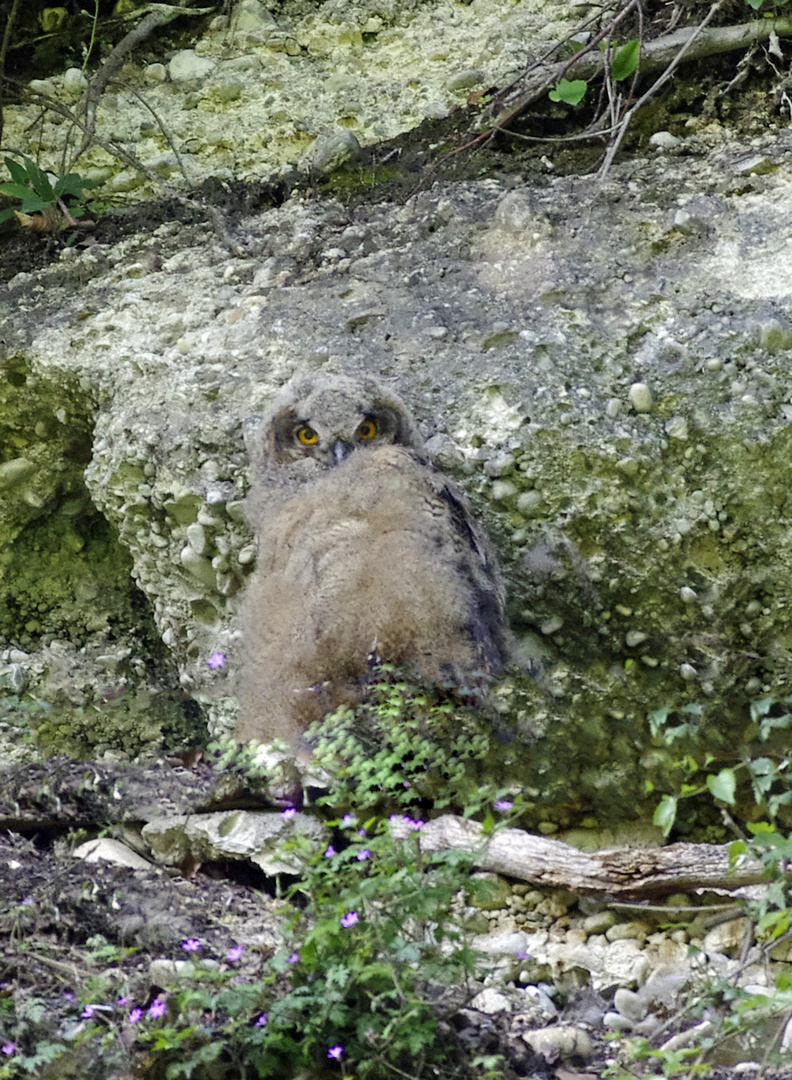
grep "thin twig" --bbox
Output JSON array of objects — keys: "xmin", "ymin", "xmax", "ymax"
[
  {"xmin": 120, "ymin": 81, "xmax": 194, "ymax": 188},
  {"xmin": 71, "ymin": 3, "xmax": 212, "ymax": 167},
  {"xmin": 597, "ymin": 0, "xmax": 722, "ymax": 179},
  {"xmin": 0, "ymin": 0, "xmax": 22, "ymax": 149}
]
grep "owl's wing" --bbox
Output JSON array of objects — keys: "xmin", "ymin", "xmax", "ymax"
[{"xmin": 428, "ymin": 467, "xmax": 510, "ymax": 673}]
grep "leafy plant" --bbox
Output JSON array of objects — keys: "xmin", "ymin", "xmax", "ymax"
[
  {"xmin": 549, "ymin": 38, "xmax": 640, "ymax": 107},
  {"xmin": 649, "ymin": 695, "xmax": 792, "ymax": 837},
  {"xmin": 0, "ymin": 672, "xmax": 508, "ymax": 1079},
  {"xmin": 549, "ymin": 78, "xmax": 588, "ymax": 105},
  {"xmin": 0, "ymin": 156, "xmax": 98, "ymax": 230}
]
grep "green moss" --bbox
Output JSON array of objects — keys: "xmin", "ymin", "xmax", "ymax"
[{"xmin": 0, "ymin": 359, "xmax": 206, "ymax": 758}]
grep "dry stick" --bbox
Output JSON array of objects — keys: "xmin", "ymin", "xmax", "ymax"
[
  {"xmin": 418, "ymin": 815, "xmax": 777, "ymax": 899},
  {"xmin": 490, "ymin": 0, "xmax": 640, "ymax": 137},
  {"xmin": 71, "ymin": 2, "xmax": 212, "ymax": 167},
  {"xmin": 597, "ymin": 0, "xmax": 723, "ymax": 179},
  {"xmin": 0, "ymin": 0, "xmax": 21, "ymax": 149},
  {"xmin": 492, "ymin": 8, "xmax": 792, "ymax": 151},
  {"xmin": 25, "ymin": 84, "xmax": 243, "ymax": 253}
]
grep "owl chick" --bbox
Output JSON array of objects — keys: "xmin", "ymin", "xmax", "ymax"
[{"xmin": 235, "ymin": 373, "xmax": 509, "ymax": 753}]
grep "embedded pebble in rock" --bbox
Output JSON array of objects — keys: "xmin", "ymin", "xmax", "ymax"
[
  {"xmin": 62, "ymin": 67, "xmax": 88, "ymax": 96},
  {"xmin": 491, "ymin": 480, "xmax": 517, "ymax": 501},
  {"xmin": 229, "ymin": 0, "xmax": 278, "ymax": 33},
  {"xmin": 73, "ymin": 838, "xmax": 152, "ymax": 870},
  {"xmin": 703, "ymin": 917, "xmax": 751, "ymax": 957},
  {"xmin": 309, "ymin": 130, "xmax": 363, "ymax": 175},
  {"xmin": 493, "ymin": 191, "xmax": 554, "ymax": 241},
  {"xmin": 447, "ymin": 68, "xmax": 486, "ymax": 91},
  {"xmin": 0, "ymin": 458, "xmax": 35, "ymax": 488},
  {"xmin": 582, "ymin": 911, "xmax": 616, "ymax": 935},
  {"xmin": 649, "ymin": 131, "xmax": 681, "ymax": 150},
  {"xmin": 2, "ymin": 664, "xmax": 29, "ymax": 695},
  {"xmin": 664, "ymin": 416, "xmax": 689, "ymax": 440},
  {"xmin": 180, "ymin": 546, "xmax": 216, "ymax": 589},
  {"xmin": 603, "ymin": 1010, "xmax": 634, "ymax": 1031},
  {"xmin": 624, "ymin": 630, "xmax": 647, "ymax": 648},
  {"xmin": 628, "ymin": 382, "xmax": 653, "ymax": 412},
  {"xmin": 483, "ymin": 451, "xmax": 515, "ymax": 477},
  {"xmin": 469, "ymin": 987, "xmax": 511, "ymax": 1015},
  {"xmin": 516, "ymin": 490, "xmax": 543, "ymax": 514},
  {"xmin": 144, "ymin": 63, "xmax": 168, "ymax": 83},
  {"xmin": 523, "ymin": 1025, "xmax": 593, "ymax": 1062},
  {"xmin": 524, "ymin": 984, "xmax": 558, "ymax": 1018},
  {"xmin": 606, "ymin": 921, "xmax": 650, "ymax": 943},
  {"xmin": 168, "ymin": 49, "xmax": 217, "ymax": 81}
]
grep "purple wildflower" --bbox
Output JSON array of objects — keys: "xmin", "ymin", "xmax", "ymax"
[
  {"xmin": 515, "ymin": 950, "xmax": 531, "ymax": 961},
  {"xmin": 404, "ymin": 816, "xmax": 424, "ymax": 831},
  {"xmin": 255, "ymin": 1012, "xmax": 268, "ymax": 1027},
  {"xmin": 341, "ymin": 813, "xmax": 354, "ymax": 827},
  {"xmin": 340, "ymin": 911, "xmax": 359, "ymax": 928},
  {"xmin": 356, "ymin": 848, "xmax": 371, "ymax": 861},
  {"xmin": 357, "ymin": 827, "xmax": 366, "ymax": 837},
  {"xmin": 327, "ymin": 1044, "xmax": 344, "ymax": 1060},
  {"xmin": 281, "ymin": 807, "xmax": 297, "ymax": 820},
  {"xmin": 20, "ymin": 896, "xmax": 34, "ymax": 907},
  {"xmin": 494, "ymin": 799, "xmax": 513, "ymax": 811},
  {"xmin": 128, "ymin": 1008, "xmax": 143, "ymax": 1024},
  {"xmin": 148, "ymin": 999, "xmax": 167, "ymax": 1019},
  {"xmin": 81, "ymin": 1004, "xmax": 96, "ymax": 1019},
  {"xmin": 324, "ymin": 845, "xmax": 336, "ymax": 858},
  {"xmin": 207, "ymin": 651, "xmax": 226, "ymax": 669},
  {"xmin": 227, "ymin": 945, "xmax": 244, "ymax": 962},
  {"xmin": 1, "ymin": 1043, "xmax": 16, "ymax": 1055},
  {"xmin": 116, "ymin": 996, "xmax": 129, "ymax": 1006},
  {"xmin": 182, "ymin": 938, "xmax": 201, "ymax": 952}
]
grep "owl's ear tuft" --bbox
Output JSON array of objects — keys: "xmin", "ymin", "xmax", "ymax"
[{"xmin": 369, "ymin": 397, "xmax": 423, "ymax": 451}]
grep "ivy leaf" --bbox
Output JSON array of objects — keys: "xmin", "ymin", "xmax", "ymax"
[
  {"xmin": 611, "ymin": 39, "xmax": 640, "ymax": 81},
  {"xmin": 548, "ymin": 78, "xmax": 587, "ymax": 105},
  {"xmin": 653, "ymin": 794, "xmax": 677, "ymax": 837},
  {"xmin": 706, "ymin": 768, "xmax": 736, "ymax": 805}
]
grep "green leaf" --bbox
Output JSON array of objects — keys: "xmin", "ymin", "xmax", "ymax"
[
  {"xmin": 756, "ymin": 908, "xmax": 791, "ymax": 940},
  {"xmin": 0, "ymin": 181, "xmax": 37, "ymax": 200},
  {"xmin": 653, "ymin": 794, "xmax": 677, "ymax": 837},
  {"xmin": 22, "ymin": 159, "xmax": 55, "ymax": 200},
  {"xmin": 745, "ymin": 0, "xmax": 764, "ymax": 8},
  {"xmin": 748, "ymin": 820, "xmax": 776, "ymax": 834},
  {"xmin": 4, "ymin": 157, "xmax": 30, "ymax": 186},
  {"xmin": 548, "ymin": 78, "xmax": 587, "ymax": 105},
  {"xmin": 706, "ymin": 768, "xmax": 736, "ymax": 804},
  {"xmin": 611, "ymin": 39, "xmax": 639, "ymax": 81},
  {"xmin": 0, "ymin": 207, "xmax": 16, "ymax": 223},
  {"xmin": 54, "ymin": 172, "xmax": 98, "ymax": 199}
]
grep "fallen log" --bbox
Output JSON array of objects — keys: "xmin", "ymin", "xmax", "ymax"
[{"xmin": 419, "ymin": 815, "xmax": 767, "ymax": 900}]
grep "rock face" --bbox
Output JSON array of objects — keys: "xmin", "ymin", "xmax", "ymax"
[{"xmin": 3, "ymin": 17, "xmax": 792, "ymax": 825}]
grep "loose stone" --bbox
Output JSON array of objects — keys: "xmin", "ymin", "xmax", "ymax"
[{"xmin": 628, "ymin": 382, "xmax": 653, "ymax": 412}]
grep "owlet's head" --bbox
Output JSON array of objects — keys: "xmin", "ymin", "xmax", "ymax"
[{"xmin": 263, "ymin": 374, "xmax": 423, "ymax": 467}]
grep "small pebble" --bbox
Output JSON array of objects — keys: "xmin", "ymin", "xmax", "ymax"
[{"xmin": 628, "ymin": 382, "xmax": 653, "ymax": 413}]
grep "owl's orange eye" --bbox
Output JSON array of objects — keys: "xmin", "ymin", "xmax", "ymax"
[
  {"xmin": 356, "ymin": 420, "xmax": 377, "ymax": 441},
  {"xmin": 296, "ymin": 425, "xmax": 319, "ymax": 446}
]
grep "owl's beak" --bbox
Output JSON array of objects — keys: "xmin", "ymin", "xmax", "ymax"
[{"xmin": 331, "ymin": 439, "xmax": 353, "ymax": 465}]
